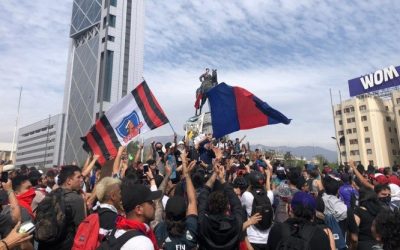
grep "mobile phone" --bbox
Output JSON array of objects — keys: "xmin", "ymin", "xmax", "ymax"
[
  {"xmin": 143, "ymin": 164, "xmax": 149, "ymax": 173},
  {"xmin": 168, "ymin": 155, "xmax": 177, "ymax": 180},
  {"xmin": 0, "ymin": 172, "xmax": 8, "ymax": 183},
  {"xmin": 18, "ymin": 221, "xmax": 35, "ymax": 234}
]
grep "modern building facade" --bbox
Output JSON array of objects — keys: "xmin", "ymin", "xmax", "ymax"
[
  {"xmin": 61, "ymin": 0, "xmax": 144, "ymax": 165},
  {"xmin": 15, "ymin": 114, "xmax": 65, "ymax": 168},
  {"xmin": 333, "ymin": 93, "xmax": 400, "ymax": 168}
]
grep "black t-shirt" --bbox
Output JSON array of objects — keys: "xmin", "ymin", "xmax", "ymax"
[
  {"xmin": 0, "ymin": 211, "xmax": 13, "ymax": 238},
  {"xmin": 267, "ymin": 218, "xmax": 330, "ymax": 250},
  {"xmin": 154, "ymin": 215, "xmax": 198, "ymax": 250}
]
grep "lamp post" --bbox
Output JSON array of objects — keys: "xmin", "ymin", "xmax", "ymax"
[{"xmin": 331, "ymin": 136, "xmax": 342, "ymax": 165}]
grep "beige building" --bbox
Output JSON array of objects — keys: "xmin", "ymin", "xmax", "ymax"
[{"xmin": 333, "ymin": 93, "xmax": 400, "ymax": 168}]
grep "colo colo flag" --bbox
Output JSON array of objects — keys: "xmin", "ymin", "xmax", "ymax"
[
  {"xmin": 207, "ymin": 82, "xmax": 291, "ymax": 138},
  {"xmin": 82, "ymin": 81, "xmax": 169, "ymax": 165}
]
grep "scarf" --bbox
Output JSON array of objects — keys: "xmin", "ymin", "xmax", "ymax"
[
  {"xmin": 16, "ymin": 188, "xmax": 36, "ymax": 218},
  {"xmin": 115, "ymin": 216, "xmax": 159, "ymax": 250}
]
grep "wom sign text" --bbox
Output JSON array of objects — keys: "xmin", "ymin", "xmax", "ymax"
[{"xmin": 348, "ymin": 65, "xmax": 400, "ymax": 97}]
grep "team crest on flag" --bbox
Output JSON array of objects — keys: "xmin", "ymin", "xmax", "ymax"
[
  {"xmin": 116, "ymin": 111, "xmax": 144, "ymax": 143},
  {"xmin": 81, "ymin": 81, "xmax": 169, "ymax": 165}
]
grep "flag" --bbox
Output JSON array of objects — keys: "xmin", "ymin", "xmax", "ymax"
[
  {"xmin": 207, "ymin": 82, "xmax": 291, "ymax": 138},
  {"xmin": 82, "ymin": 81, "xmax": 169, "ymax": 165}
]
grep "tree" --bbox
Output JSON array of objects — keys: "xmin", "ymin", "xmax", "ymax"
[{"xmin": 314, "ymin": 154, "xmax": 328, "ymax": 166}]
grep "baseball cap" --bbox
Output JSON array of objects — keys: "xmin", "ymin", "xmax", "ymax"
[
  {"xmin": 370, "ymin": 173, "xmax": 389, "ymax": 185},
  {"xmin": 121, "ymin": 184, "xmax": 162, "ymax": 213},
  {"xmin": 165, "ymin": 196, "xmax": 187, "ymax": 221},
  {"xmin": 291, "ymin": 191, "xmax": 316, "ymax": 213}
]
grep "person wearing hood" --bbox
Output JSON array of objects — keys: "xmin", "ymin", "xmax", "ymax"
[
  {"xmin": 197, "ymin": 162, "xmax": 244, "ymax": 250},
  {"xmin": 351, "ymin": 188, "xmax": 382, "ymax": 250}
]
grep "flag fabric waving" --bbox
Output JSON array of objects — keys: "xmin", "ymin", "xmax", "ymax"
[
  {"xmin": 82, "ymin": 81, "xmax": 169, "ymax": 165},
  {"xmin": 207, "ymin": 82, "xmax": 291, "ymax": 138}
]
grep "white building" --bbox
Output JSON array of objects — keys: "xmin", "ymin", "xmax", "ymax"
[
  {"xmin": 16, "ymin": 114, "xmax": 65, "ymax": 168},
  {"xmin": 61, "ymin": 0, "xmax": 145, "ymax": 164}
]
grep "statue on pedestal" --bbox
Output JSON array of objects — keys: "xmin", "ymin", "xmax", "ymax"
[{"xmin": 195, "ymin": 68, "xmax": 218, "ymax": 115}]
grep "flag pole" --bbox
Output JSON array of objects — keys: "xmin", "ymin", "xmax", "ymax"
[
  {"xmin": 168, "ymin": 122, "xmax": 176, "ymax": 135},
  {"xmin": 140, "ymin": 137, "xmax": 144, "ymax": 162}
]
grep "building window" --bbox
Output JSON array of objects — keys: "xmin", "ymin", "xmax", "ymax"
[
  {"xmin": 341, "ymin": 151, "xmax": 346, "ymax": 156},
  {"xmin": 398, "ymin": 109, "xmax": 400, "ymax": 116},
  {"xmin": 338, "ymin": 120, "xmax": 342, "ymax": 125},
  {"xmin": 336, "ymin": 110, "xmax": 342, "ymax": 115},
  {"xmin": 103, "ymin": 17, "xmax": 107, "ymax": 29},
  {"xmin": 347, "ymin": 117, "xmax": 356, "ymax": 123},
  {"xmin": 359, "ymin": 105, "xmax": 366, "ymax": 111},
  {"xmin": 395, "ymin": 128, "xmax": 398, "ymax": 134},
  {"xmin": 391, "ymin": 138, "xmax": 395, "ymax": 144},
  {"xmin": 350, "ymin": 150, "xmax": 360, "ymax": 156},
  {"xmin": 385, "ymin": 106, "xmax": 389, "ymax": 111},
  {"xmin": 108, "ymin": 35, "xmax": 115, "ymax": 42},
  {"xmin": 350, "ymin": 139, "xmax": 358, "ymax": 145},
  {"xmin": 344, "ymin": 108, "xmax": 350, "ymax": 113},
  {"xmin": 361, "ymin": 116, "xmax": 367, "ymax": 121},
  {"xmin": 109, "ymin": 15, "xmax": 116, "ymax": 27},
  {"xmin": 386, "ymin": 116, "xmax": 391, "ymax": 122},
  {"xmin": 98, "ymin": 50, "xmax": 114, "ymax": 102},
  {"xmin": 350, "ymin": 106, "xmax": 355, "ymax": 112},
  {"xmin": 393, "ymin": 149, "xmax": 397, "ymax": 155},
  {"xmin": 397, "ymin": 98, "xmax": 400, "ymax": 104},
  {"xmin": 389, "ymin": 127, "xmax": 392, "ymax": 132},
  {"xmin": 364, "ymin": 126, "xmax": 369, "ymax": 132},
  {"xmin": 110, "ymin": 0, "xmax": 117, "ymax": 6},
  {"xmin": 338, "ymin": 130, "xmax": 344, "ymax": 136},
  {"xmin": 352, "ymin": 128, "xmax": 357, "ymax": 133},
  {"xmin": 346, "ymin": 129, "xmax": 352, "ymax": 134},
  {"xmin": 365, "ymin": 137, "xmax": 370, "ymax": 143},
  {"xmin": 367, "ymin": 149, "xmax": 372, "ymax": 155}
]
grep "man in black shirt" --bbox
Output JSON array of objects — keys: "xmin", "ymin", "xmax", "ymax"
[{"xmin": 267, "ymin": 192, "xmax": 330, "ymax": 250}]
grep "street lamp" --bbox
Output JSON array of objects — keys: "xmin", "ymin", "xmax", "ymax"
[{"xmin": 331, "ymin": 136, "xmax": 343, "ymax": 165}]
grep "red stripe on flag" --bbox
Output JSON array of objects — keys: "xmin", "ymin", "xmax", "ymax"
[
  {"xmin": 96, "ymin": 120, "xmax": 118, "ymax": 159},
  {"xmin": 136, "ymin": 84, "xmax": 164, "ymax": 127},
  {"xmin": 86, "ymin": 133, "xmax": 106, "ymax": 165},
  {"xmin": 234, "ymin": 87, "xmax": 268, "ymax": 129}
]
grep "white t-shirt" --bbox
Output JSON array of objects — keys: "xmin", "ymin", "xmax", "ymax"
[
  {"xmin": 240, "ymin": 190, "xmax": 274, "ymax": 244},
  {"xmin": 114, "ymin": 229, "xmax": 154, "ymax": 250}
]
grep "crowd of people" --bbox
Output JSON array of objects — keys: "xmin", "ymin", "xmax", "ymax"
[{"xmin": 1, "ymin": 133, "xmax": 400, "ymax": 250}]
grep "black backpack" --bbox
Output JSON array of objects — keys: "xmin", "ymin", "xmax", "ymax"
[
  {"xmin": 276, "ymin": 223, "xmax": 316, "ymax": 250},
  {"xmin": 34, "ymin": 188, "xmax": 68, "ymax": 243},
  {"xmin": 250, "ymin": 189, "xmax": 273, "ymax": 230},
  {"xmin": 97, "ymin": 228, "xmax": 143, "ymax": 250}
]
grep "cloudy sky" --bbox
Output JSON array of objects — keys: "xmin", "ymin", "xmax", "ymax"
[{"xmin": 1, "ymin": 0, "xmax": 399, "ymax": 151}]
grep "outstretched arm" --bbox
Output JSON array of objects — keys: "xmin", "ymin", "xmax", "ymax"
[{"xmin": 349, "ymin": 160, "xmax": 373, "ymax": 190}]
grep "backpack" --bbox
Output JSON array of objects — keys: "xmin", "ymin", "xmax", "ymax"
[
  {"xmin": 34, "ymin": 188, "xmax": 67, "ymax": 243},
  {"xmin": 97, "ymin": 228, "xmax": 143, "ymax": 250},
  {"xmin": 276, "ymin": 223, "xmax": 316, "ymax": 250},
  {"xmin": 324, "ymin": 214, "xmax": 346, "ymax": 250},
  {"xmin": 250, "ymin": 189, "xmax": 273, "ymax": 230},
  {"xmin": 72, "ymin": 213, "xmax": 101, "ymax": 250}
]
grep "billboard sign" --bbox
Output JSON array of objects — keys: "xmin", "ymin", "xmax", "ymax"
[{"xmin": 348, "ymin": 65, "xmax": 400, "ymax": 97}]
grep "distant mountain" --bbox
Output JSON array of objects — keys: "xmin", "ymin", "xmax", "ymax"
[
  {"xmin": 140, "ymin": 135, "xmax": 337, "ymax": 162},
  {"xmin": 251, "ymin": 145, "xmax": 337, "ymax": 162}
]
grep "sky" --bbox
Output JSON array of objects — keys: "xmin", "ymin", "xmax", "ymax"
[{"xmin": 0, "ymin": 0, "xmax": 400, "ymax": 151}]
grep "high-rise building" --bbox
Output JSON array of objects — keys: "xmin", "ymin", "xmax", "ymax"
[
  {"xmin": 332, "ymin": 93, "xmax": 400, "ymax": 167},
  {"xmin": 16, "ymin": 114, "xmax": 65, "ymax": 168},
  {"xmin": 61, "ymin": 0, "xmax": 144, "ymax": 165}
]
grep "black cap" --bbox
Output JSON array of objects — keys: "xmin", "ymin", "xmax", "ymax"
[
  {"xmin": 165, "ymin": 196, "xmax": 187, "ymax": 221},
  {"xmin": 122, "ymin": 184, "xmax": 162, "ymax": 213}
]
